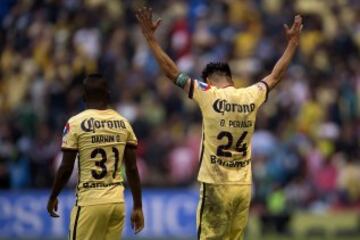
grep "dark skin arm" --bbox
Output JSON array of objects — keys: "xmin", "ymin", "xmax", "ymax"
[
  {"xmin": 124, "ymin": 145, "xmax": 144, "ymax": 234},
  {"xmin": 47, "ymin": 149, "xmax": 77, "ymax": 217}
]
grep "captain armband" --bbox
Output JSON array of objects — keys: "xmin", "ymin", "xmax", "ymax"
[{"xmin": 175, "ymin": 72, "xmax": 190, "ymax": 88}]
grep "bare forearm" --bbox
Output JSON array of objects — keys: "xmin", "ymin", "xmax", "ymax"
[
  {"xmin": 145, "ymin": 35, "xmax": 180, "ymax": 81},
  {"xmin": 49, "ymin": 166, "xmax": 72, "ymax": 199},
  {"xmin": 126, "ymin": 168, "xmax": 142, "ymax": 209},
  {"xmin": 266, "ymin": 40, "xmax": 298, "ymax": 89},
  {"xmin": 272, "ymin": 40, "xmax": 298, "ymax": 79}
]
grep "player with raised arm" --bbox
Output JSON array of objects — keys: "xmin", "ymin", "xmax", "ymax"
[
  {"xmin": 47, "ymin": 74, "xmax": 144, "ymax": 240},
  {"xmin": 136, "ymin": 7, "xmax": 302, "ymax": 240}
]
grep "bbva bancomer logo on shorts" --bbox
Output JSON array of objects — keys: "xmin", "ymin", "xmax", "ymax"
[
  {"xmin": 81, "ymin": 118, "xmax": 127, "ymax": 132},
  {"xmin": 213, "ymin": 99, "xmax": 256, "ymax": 115}
]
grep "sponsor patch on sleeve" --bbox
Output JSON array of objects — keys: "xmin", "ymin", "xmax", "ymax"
[
  {"xmin": 63, "ymin": 123, "xmax": 70, "ymax": 136},
  {"xmin": 198, "ymin": 81, "xmax": 210, "ymax": 91}
]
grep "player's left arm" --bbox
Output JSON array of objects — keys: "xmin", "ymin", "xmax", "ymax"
[
  {"xmin": 262, "ymin": 15, "xmax": 303, "ymax": 91},
  {"xmin": 47, "ymin": 149, "xmax": 77, "ymax": 217},
  {"xmin": 135, "ymin": 7, "xmax": 191, "ymax": 93}
]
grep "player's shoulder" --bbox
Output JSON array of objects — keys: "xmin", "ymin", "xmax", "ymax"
[
  {"xmin": 237, "ymin": 82, "xmax": 267, "ymax": 94},
  {"xmin": 106, "ymin": 109, "xmax": 131, "ymax": 123},
  {"xmin": 101, "ymin": 109, "xmax": 134, "ymax": 129},
  {"xmin": 66, "ymin": 110, "xmax": 91, "ymax": 124},
  {"xmin": 193, "ymin": 79, "xmax": 215, "ymax": 94},
  {"xmin": 196, "ymin": 80, "xmax": 212, "ymax": 90},
  {"xmin": 61, "ymin": 111, "xmax": 85, "ymax": 136},
  {"xmin": 236, "ymin": 82, "xmax": 269, "ymax": 103}
]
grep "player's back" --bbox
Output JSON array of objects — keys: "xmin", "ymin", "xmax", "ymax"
[
  {"xmin": 190, "ymin": 81, "xmax": 267, "ymax": 184},
  {"xmin": 62, "ymin": 109, "xmax": 137, "ymax": 206}
]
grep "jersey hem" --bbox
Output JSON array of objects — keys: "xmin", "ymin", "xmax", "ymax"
[
  {"xmin": 126, "ymin": 142, "xmax": 138, "ymax": 148},
  {"xmin": 76, "ymin": 199, "xmax": 125, "ymax": 207},
  {"xmin": 198, "ymin": 180, "xmax": 252, "ymax": 185},
  {"xmin": 61, "ymin": 147, "xmax": 78, "ymax": 151}
]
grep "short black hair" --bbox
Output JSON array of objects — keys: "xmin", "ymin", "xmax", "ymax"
[
  {"xmin": 83, "ymin": 73, "xmax": 109, "ymax": 102},
  {"xmin": 201, "ymin": 62, "xmax": 232, "ymax": 81}
]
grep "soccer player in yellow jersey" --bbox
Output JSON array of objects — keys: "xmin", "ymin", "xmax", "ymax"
[
  {"xmin": 47, "ymin": 74, "xmax": 144, "ymax": 240},
  {"xmin": 136, "ymin": 7, "xmax": 302, "ymax": 240}
]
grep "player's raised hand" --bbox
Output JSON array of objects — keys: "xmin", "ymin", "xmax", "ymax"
[
  {"xmin": 284, "ymin": 15, "xmax": 303, "ymax": 44},
  {"xmin": 131, "ymin": 207, "xmax": 144, "ymax": 234},
  {"xmin": 47, "ymin": 197, "xmax": 60, "ymax": 218},
  {"xmin": 135, "ymin": 6, "xmax": 162, "ymax": 39}
]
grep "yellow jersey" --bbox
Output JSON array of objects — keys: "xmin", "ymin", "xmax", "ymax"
[
  {"xmin": 61, "ymin": 109, "xmax": 138, "ymax": 206},
  {"xmin": 189, "ymin": 80, "xmax": 268, "ymax": 184}
]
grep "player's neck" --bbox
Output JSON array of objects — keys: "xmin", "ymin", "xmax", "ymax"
[
  {"xmin": 209, "ymin": 76, "xmax": 234, "ymax": 88},
  {"xmin": 86, "ymin": 102, "xmax": 108, "ymax": 110},
  {"xmin": 213, "ymin": 81, "xmax": 234, "ymax": 89}
]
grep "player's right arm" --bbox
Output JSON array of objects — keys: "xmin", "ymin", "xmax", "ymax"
[
  {"xmin": 47, "ymin": 120, "xmax": 78, "ymax": 218},
  {"xmin": 124, "ymin": 145, "xmax": 144, "ymax": 234},
  {"xmin": 47, "ymin": 149, "xmax": 77, "ymax": 217},
  {"xmin": 135, "ymin": 7, "xmax": 191, "ymax": 94},
  {"xmin": 262, "ymin": 15, "xmax": 303, "ymax": 91}
]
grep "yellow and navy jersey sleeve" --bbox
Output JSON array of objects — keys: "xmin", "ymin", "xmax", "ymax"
[
  {"xmin": 61, "ymin": 117, "xmax": 79, "ymax": 150},
  {"xmin": 188, "ymin": 79, "xmax": 213, "ymax": 109},
  {"xmin": 124, "ymin": 120, "xmax": 138, "ymax": 147},
  {"xmin": 243, "ymin": 81, "xmax": 269, "ymax": 107}
]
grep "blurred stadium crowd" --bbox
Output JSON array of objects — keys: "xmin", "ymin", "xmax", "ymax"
[{"xmin": 0, "ymin": 0, "xmax": 359, "ymax": 214}]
